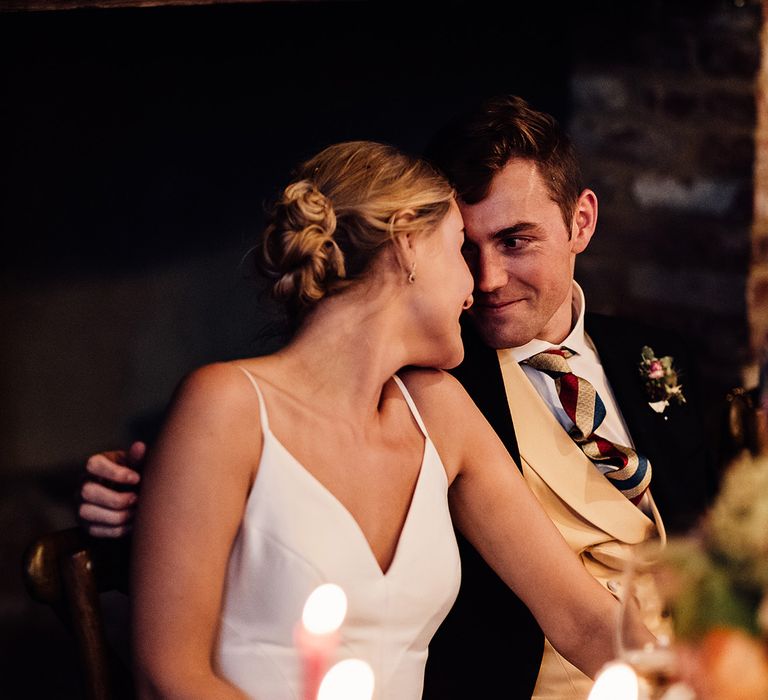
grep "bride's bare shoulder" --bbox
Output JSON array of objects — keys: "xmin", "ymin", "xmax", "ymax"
[
  {"xmin": 168, "ymin": 360, "xmax": 266, "ymax": 421},
  {"xmin": 398, "ymin": 367, "xmax": 471, "ymax": 404},
  {"xmin": 397, "ymin": 369, "xmax": 487, "ymax": 481},
  {"xmin": 147, "ymin": 361, "xmax": 267, "ymax": 485},
  {"xmin": 398, "ymin": 368, "xmax": 482, "ymax": 431}
]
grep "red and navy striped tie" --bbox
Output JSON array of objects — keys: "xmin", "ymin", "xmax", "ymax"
[{"xmin": 523, "ymin": 347, "xmax": 652, "ymax": 505}]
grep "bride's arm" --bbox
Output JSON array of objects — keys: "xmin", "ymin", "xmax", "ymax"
[
  {"xmin": 131, "ymin": 363, "xmax": 258, "ymax": 699},
  {"xmin": 402, "ymin": 368, "xmax": 652, "ymax": 679}
]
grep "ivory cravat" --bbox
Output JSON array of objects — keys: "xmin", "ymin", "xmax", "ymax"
[{"xmin": 523, "ymin": 347, "xmax": 652, "ymax": 504}]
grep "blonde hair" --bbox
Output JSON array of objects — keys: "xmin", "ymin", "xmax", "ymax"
[{"xmin": 258, "ymin": 141, "xmax": 454, "ymax": 318}]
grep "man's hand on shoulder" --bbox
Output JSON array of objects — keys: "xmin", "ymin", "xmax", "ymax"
[{"xmin": 79, "ymin": 440, "xmax": 145, "ymax": 538}]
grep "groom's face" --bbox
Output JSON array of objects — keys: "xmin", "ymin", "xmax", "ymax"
[{"xmin": 459, "ymin": 158, "xmax": 580, "ymax": 350}]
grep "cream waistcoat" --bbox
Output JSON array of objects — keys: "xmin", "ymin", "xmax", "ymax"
[{"xmin": 497, "ymin": 352, "xmax": 667, "ymax": 699}]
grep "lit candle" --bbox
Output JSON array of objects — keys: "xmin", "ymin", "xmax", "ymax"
[
  {"xmin": 295, "ymin": 583, "xmax": 348, "ymax": 700},
  {"xmin": 588, "ymin": 661, "xmax": 639, "ymax": 700},
  {"xmin": 317, "ymin": 659, "xmax": 375, "ymax": 700}
]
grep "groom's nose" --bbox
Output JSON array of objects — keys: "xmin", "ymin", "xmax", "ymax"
[{"xmin": 474, "ymin": 251, "xmax": 508, "ymax": 294}]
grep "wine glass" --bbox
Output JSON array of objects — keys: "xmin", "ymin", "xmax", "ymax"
[{"xmin": 614, "ymin": 548, "xmax": 693, "ymax": 699}]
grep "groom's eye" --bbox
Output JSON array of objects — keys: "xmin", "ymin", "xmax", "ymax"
[{"xmin": 502, "ymin": 237, "xmax": 524, "ymax": 249}]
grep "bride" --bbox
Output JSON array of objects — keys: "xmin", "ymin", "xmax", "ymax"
[{"xmin": 130, "ymin": 140, "xmax": 651, "ymax": 698}]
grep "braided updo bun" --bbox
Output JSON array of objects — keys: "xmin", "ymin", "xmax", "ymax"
[
  {"xmin": 257, "ymin": 141, "xmax": 454, "ymax": 320},
  {"xmin": 261, "ymin": 179, "xmax": 344, "ymax": 309}
]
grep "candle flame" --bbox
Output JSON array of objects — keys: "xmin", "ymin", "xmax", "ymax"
[
  {"xmin": 317, "ymin": 658, "xmax": 375, "ymax": 700},
  {"xmin": 302, "ymin": 583, "xmax": 348, "ymax": 636}
]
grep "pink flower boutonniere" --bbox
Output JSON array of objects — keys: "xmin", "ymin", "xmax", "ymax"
[{"xmin": 639, "ymin": 345, "xmax": 686, "ymax": 414}]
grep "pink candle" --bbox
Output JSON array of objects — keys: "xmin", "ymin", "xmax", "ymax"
[{"xmin": 295, "ymin": 584, "xmax": 348, "ymax": 700}]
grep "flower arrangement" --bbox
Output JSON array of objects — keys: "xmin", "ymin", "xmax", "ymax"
[
  {"xmin": 638, "ymin": 346, "xmax": 686, "ymax": 413},
  {"xmin": 664, "ymin": 451, "xmax": 768, "ymax": 639},
  {"xmin": 660, "ymin": 450, "xmax": 768, "ymax": 698}
]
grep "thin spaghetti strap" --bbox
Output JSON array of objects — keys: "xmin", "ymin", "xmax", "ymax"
[
  {"xmin": 391, "ymin": 374, "xmax": 429, "ymax": 438},
  {"xmin": 235, "ymin": 365, "xmax": 270, "ymax": 431}
]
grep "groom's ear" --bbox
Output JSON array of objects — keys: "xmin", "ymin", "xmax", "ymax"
[{"xmin": 570, "ymin": 189, "xmax": 598, "ymax": 254}]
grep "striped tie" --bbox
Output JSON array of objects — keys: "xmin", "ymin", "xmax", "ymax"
[{"xmin": 523, "ymin": 347, "xmax": 652, "ymax": 504}]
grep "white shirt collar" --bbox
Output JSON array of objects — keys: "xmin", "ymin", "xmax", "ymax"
[{"xmin": 506, "ymin": 282, "xmax": 589, "ymax": 363}]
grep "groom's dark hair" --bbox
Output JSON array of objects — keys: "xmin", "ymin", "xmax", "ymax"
[{"xmin": 424, "ymin": 95, "xmax": 583, "ymax": 230}]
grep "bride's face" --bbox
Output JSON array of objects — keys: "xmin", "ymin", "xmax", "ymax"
[{"xmin": 409, "ymin": 200, "xmax": 474, "ymax": 369}]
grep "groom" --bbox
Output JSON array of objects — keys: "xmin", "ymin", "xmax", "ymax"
[
  {"xmin": 78, "ymin": 96, "xmax": 716, "ymax": 698},
  {"xmin": 421, "ymin": 94, "xmax": 715, "ymax": 698}
]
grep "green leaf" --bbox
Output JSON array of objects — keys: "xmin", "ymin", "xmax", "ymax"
[{"xmin": 671, "ymin": 564, "xmax": 761, "ymax": 640}]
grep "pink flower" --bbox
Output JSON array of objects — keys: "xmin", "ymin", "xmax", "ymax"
[{"xmin": 639, "ymin": 346, "xmax": 686, "ymax": 408}]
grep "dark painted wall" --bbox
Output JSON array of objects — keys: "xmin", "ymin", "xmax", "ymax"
[{"xmin": 1, "ymin": 1, "xmax": 571, "ymax": 476}]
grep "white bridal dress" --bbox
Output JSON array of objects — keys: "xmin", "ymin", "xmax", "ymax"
[{"xmin": 215, "ymin": 370, "xmax": 462, "ymax": 700}]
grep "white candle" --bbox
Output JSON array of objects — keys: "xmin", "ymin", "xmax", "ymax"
[
  {"xmin": 588, "ymin": 661, "xmax": 639, "ymax": 700},
  {"xmin": 317, "ymin": 659, "xmax": 375, "ymax": 700},
  {"xmin": 296, "ymin": 583, "xmax": 348, "ymax": 700}
]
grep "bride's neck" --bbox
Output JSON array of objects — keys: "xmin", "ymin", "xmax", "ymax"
[{"xmin": 271, "ymin": 292, "xmax": 411, "ymax": 420}]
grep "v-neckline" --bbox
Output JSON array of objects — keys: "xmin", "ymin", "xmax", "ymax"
[{"xmin": 265, "ymin": 427, "xmax": 429, "ymax": 577}]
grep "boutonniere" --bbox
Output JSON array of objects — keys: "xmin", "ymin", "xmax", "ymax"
[{"xmin": 638, "ymin": 345, "xmax": 686, "ymax": 414}]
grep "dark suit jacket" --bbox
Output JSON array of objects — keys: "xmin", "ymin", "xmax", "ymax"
[{"xmin": 422, "ymin": 313, "xmax": 715, "ymax": 699}]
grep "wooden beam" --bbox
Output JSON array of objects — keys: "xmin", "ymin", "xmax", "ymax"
[{"xmin": 0, "ymin": 0, "xmax": 295, "ymax": 11}]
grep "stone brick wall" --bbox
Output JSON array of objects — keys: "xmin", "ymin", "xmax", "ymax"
[
  {"xmin": 749, "ymin": 0, "xmax": 768, "ymax": 381},
  {"xmin": 569, "ymin": 1, "xmax": 764, "ymax": 410}
]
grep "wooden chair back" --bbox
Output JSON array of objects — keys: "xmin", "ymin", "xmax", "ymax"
[{"xmin": 23, "ymin": 527, "xmax": 132, "ymax": 700}]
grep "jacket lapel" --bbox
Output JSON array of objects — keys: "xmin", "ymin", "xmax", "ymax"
[
  {"xmin": 584, "ymin": 313, "xmax": 662, "ymax": 460},
  {"xmin": 453, "ymin": 320, "xmax": 521, "ymax": 468},
  {"xmin": 497, "ymin": 350, "xmax": 657, "ymax": 544}
]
